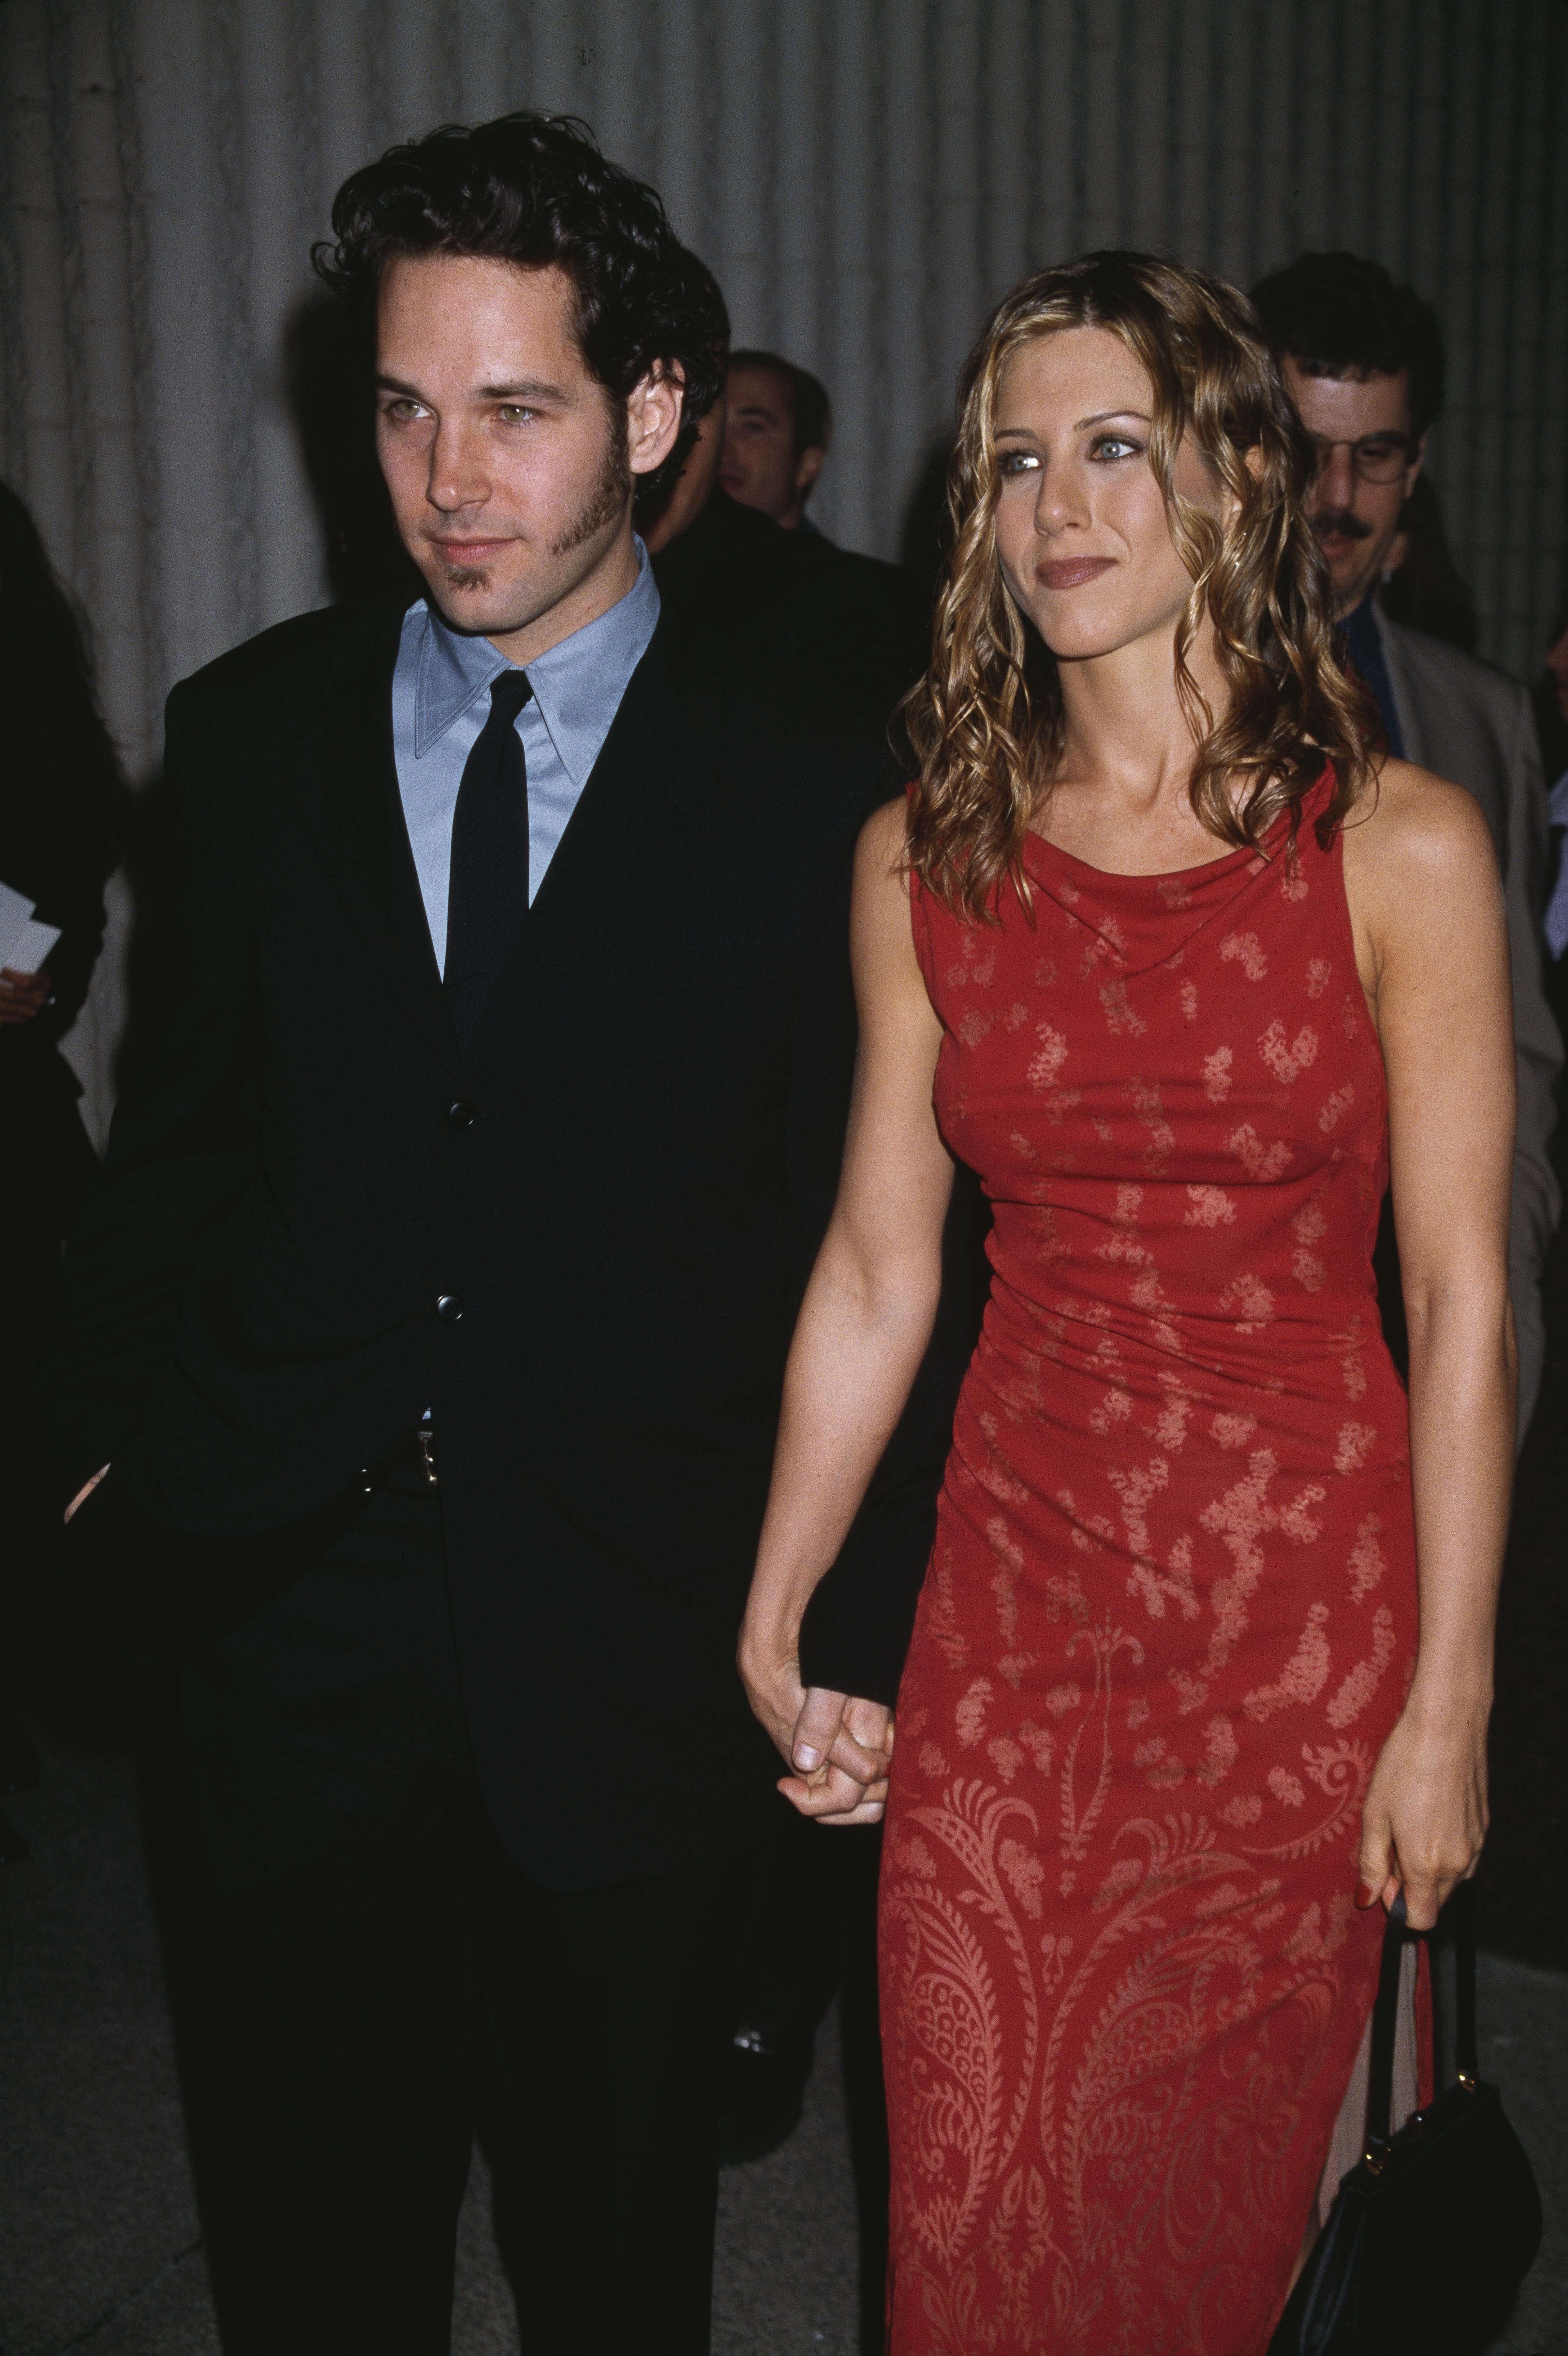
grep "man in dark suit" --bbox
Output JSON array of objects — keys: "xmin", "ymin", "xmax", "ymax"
[
  {"xmin": 1254, "ymin": 253, "xmax": 1562, "ymax": 1441},
  {"xmin": 639, "ymin": 302, "xmax": 926, "ymax": 705},
  {"xmin": 42, "ymin": 114, "xmax": 939, "ymax": 2356}
]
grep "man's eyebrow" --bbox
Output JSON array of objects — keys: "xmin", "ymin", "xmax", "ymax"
[{"xmin": 374, "ymin": 374, "xmax": 569, "ymax": 402}]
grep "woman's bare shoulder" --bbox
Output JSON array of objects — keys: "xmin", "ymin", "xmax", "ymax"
[
  {"xmin": 1340, "ymin": 757, "xmax": 1496, "ymax": 900},
  {"xmin": 857, "ymin": 793, "xmax": 912, "ymax": 873}
]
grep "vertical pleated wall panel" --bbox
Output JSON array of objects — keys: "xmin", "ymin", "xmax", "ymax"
[{"xmin": 3, "ymin": 0, "xmax": 1567, "ymax": 1133}]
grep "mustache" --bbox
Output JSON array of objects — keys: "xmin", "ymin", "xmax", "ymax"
[{"xmin": 1310, "ymin": 509, "xmax": 1374, "ymax": 543}]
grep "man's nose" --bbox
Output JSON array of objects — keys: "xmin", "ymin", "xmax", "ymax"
[
  {"xmin": 427, "ymin": 421, "xmax": 488, "ymax": 513},
  {"xmin": 1315, "ymin": 443, "xmax": 1358, "ymax": 513}
]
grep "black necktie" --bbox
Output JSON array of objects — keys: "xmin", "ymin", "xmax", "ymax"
[{"xmin": 445, "ymin": 668, "xmax": 532, "ymax": 1050}]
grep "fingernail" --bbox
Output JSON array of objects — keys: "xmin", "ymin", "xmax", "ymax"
[
  {"xmin": 1354, "ymin": 1881, "xmax": 1378, "ymax": 1909},
  {"xmin": 794, "ymin": 1745, "xmax": 822, "ymax": 1771}
]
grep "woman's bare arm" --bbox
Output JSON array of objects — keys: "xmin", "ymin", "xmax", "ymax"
[
  {"xmin": 738, "ymin": 801, "xmax": 955, "ymax": 1823},
  {"xmin": 1341, "ymin": 759, "xmax": 1516, "ymax": 1929}
]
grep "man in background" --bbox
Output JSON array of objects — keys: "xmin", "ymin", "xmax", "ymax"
[
  {"xmin": 643, "ymin": 312, "xmax": 925, "ymax": 713},
  {"xmin": 721, "ymin": 349, "xmax": 832, "ymax": 532},
  {"xmin": 1254, "ymin": 251, "xmax": 1561, "ymax": 1439}
]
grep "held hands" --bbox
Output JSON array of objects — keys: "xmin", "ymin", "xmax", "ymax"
[
  {"xmin": 1355, "ymin": 1687, "xmax": 1490, "ymax": 1930},
  {"xmin": 739, "ymin": 1627, "xmax": 892, "ymax": 1825}
]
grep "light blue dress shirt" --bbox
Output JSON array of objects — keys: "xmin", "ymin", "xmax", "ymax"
[{"xmin": 391, "ymin": 539, "xmax": 660, "ymax": 973}]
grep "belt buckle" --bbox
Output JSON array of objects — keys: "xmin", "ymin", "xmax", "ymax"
[{"xmin": 416, "ymin": 1425, "xmax": 439, "ymax": 1489}]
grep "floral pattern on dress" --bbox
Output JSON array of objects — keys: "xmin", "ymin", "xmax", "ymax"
[{"xmin": 882, "ymin": 777, "xmax": 1418, "ymax": 2354}]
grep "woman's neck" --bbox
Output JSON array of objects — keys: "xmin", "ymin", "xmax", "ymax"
[{"xmin": 1037, "ymin": 616, "xmax": 1238, "ymax": 867}]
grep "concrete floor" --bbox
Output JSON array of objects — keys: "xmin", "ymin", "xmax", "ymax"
[
  {"xmin": 0, "ymin": 1731, "xmax": 871, "ymax": 2356},
  {"xmin": 0, "ymin": 1729, "xmax": 1564, "ymax": 2356},
  {"xmin": 7, "ymin": 1072, "xmax": 1568, "ymax": 2355}
]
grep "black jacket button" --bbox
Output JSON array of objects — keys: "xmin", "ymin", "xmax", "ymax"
[
  {"xmin": 435, "ymin": 1293, "xmax": 465, "ymax": 1321},
  {"xmin": 447, "ymin": 1100, "xmax": 477, "ymax": 1129}
]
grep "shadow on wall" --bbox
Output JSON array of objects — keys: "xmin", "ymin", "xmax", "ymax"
[
  {"xmin": 284, "ymin": 290, "xmax": 422, "ymax": 609},
  {"xmin": 900, "ymin": 434, "xmax": 954, "ymax": 630},
  {"xmin": 115, "ymin": 293, "xmax": 419, "ymax": 1098}
]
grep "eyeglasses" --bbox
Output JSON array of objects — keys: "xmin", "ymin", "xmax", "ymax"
[{"xmin": 1307, "ymin": 432, "xmax": 1415, "ymax": 485}]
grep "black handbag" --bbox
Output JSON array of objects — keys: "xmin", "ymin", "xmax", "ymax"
[{"xmin": 1268, "ymin": 1883, "xmax": 1542, "ymax": 2355}]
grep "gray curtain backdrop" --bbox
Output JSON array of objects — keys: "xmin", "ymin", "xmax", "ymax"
[{"xmin": 4, "ymin": 0, "xmax": 1567, "ymax": 1138}]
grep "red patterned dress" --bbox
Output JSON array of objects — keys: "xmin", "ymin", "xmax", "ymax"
[{"xmin": 880, "ymin": 775, "xmax": 1419, "ymax": 2354}]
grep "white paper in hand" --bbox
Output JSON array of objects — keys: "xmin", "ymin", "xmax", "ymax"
[
  {"xmin": 0, "ymin": 878, "xmax": 34, "ymax": 968},
  {"xmin": 2, "ymin": 917, "xmax": 61, "ymax": 974}
]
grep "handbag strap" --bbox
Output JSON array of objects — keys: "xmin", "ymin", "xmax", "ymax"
[
  {"xmin": 1365, "ymin": 1892, "xmax": 1409, "ymax": 2149},
  {"xmin": 1365, "ymin": 1881, "xmax": 1480, "ymax": 2160},
  {"xmin": 1451, "ymin": 1876, "xmax": 1479, "ymax": 2085}
]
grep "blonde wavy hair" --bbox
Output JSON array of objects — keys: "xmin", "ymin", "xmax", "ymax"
[{"xmin": 903, "ymin": 250, "xmax": 1378, "ymax": 919}]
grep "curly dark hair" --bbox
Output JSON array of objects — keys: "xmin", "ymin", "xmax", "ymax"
[
  {"xmin": 1251, "ymin": 252, "xmax": 1445, "ymax": 441},
  {"xmin": 313, "ymin": 112, "xmax": 727, "ymax": 496}
]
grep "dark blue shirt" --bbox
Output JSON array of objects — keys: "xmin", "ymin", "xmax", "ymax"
[{"xmin": 1340, "ymin": 593, "xmax": 1405, "ymax": 760}]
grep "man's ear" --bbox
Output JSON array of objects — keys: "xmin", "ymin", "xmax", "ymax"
[
  {"xmin": 794, "ymin": 443, "xmax": 826, "ymax": 497},
  {"xmin": 628, "ymin": 363, "xmax": 685, "ymax": 479},
  {"xmin": 1404, "ymin": 432, "xmax": 1426, "ymax": 496}
]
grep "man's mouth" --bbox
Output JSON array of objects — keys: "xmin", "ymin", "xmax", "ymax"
[
  {"xmin": 428, "ymin": 537, "xmax": 513, "ymax": 569},
  {"xmin": 1311, "ymin": 512, "xmax": 1372, "ymax": 560}
]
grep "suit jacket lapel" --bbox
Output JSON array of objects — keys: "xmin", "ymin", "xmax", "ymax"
[
  {"xmin": 1376, "ymin": 618, "xmax": 1428, "ymax": 771},
  {"xmin": 285, "ymin": 601, "xmax": 464, "ymax": 1076}
]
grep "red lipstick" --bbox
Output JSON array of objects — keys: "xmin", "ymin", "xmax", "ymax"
[{"xmin": 1036, "ymin": 557, "xmax": 1116, "ymax": 590}]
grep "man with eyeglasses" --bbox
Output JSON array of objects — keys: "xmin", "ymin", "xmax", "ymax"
[{"xmin": 1254, "ymin": 251, "xmax": 1560, "ymax": 1441}]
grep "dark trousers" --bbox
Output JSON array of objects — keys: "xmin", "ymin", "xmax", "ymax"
[{"xmin": 176, "ymin": 1462, "xmax": 746, "ymax": 2355}]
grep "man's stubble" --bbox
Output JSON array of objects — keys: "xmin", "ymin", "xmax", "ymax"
[
  {"xmin": 432, "ymin": 403, "xmax": 633, "ymax": 610},
  {"xmin": 550, "ymin": 405, "xmax": 632, "ymax": 557}
]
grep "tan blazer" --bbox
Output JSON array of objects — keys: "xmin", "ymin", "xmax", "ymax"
[{"xmin": 1379, "ymin": 614, "xmax": 1562, "ymax": 1433}]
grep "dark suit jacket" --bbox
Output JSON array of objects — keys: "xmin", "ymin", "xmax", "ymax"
[
  {"xmin": 652, "ymin": 491, "xmax": 926, "ymax": 713},
  {"xmin": 41, "ymin": 594, "xmax": 965, "ymax": 1887}
]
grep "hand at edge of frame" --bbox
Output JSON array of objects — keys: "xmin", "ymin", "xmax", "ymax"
[{"xmin": 63, "ymin": 1465, "xmax": 110, "ymax": 1524}]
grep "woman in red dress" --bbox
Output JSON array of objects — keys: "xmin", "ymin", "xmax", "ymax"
[{"xmin": 741, "ymin": 253, "xmax": 1514, "ymax": 2355}]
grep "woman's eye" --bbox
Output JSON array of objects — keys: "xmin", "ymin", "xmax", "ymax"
[
  {"xmin": 1090, "ymin": 434, "xmax": 1140, "ymax": 461},
  {"xmin": 998, "ymin": 450, "xmax": 1039, "ymax": 475}
]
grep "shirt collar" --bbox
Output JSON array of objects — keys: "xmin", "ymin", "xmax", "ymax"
[{"xmin": 411, "ymin": 537, "xmax": 661, "ymax": 782}]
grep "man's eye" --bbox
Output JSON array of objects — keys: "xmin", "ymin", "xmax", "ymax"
[
  {"xmin": 384, "ymin": 399, "xmax": 427, "ymax": 423},
  {"xmin": 496, "ymin": 406, "xmax": 536, "ymax": 424}
]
